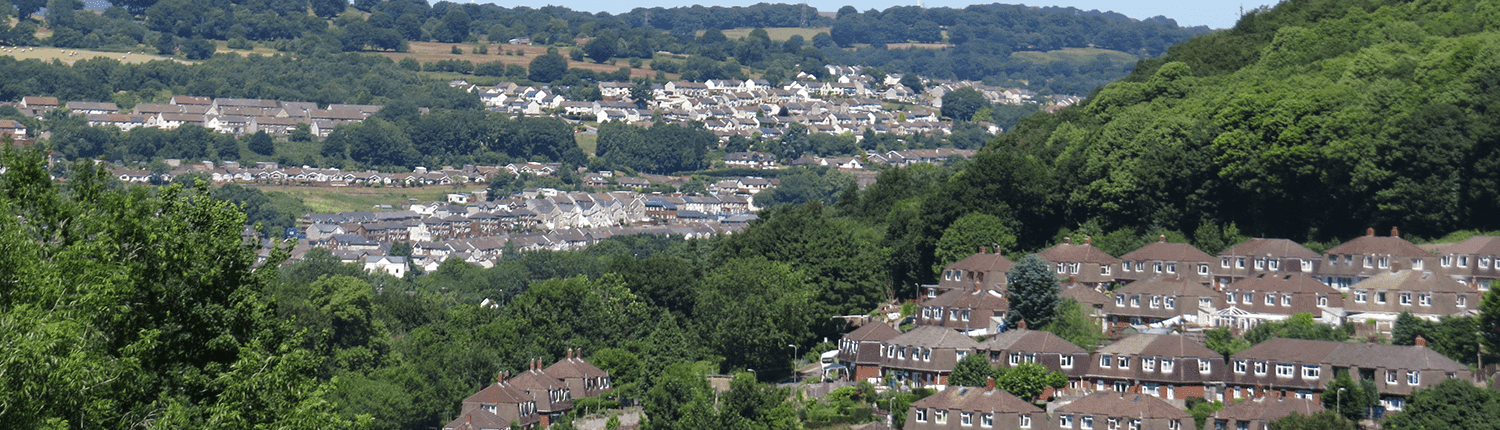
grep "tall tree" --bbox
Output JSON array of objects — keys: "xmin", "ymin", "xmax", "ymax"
[
  {"xmin": 1006, "ymin": 254, "xmax": 1060, "ymax": 328},
  {"xmin": 1482, "ymin": 286, "xmax": 1500, "ymax": 364},
  {"xmin": 948, "ymin": 353, "xmax": 993, "ymax": 387},
  {"xmin": 940, "ymin": 87, "xmax": 986, "ymax": 122},
  {"xmin": 528, "ymin": 51, "xmax": 568, "ymax": 83},
  {"xmin": 246, "ymin": 130, "xmax": 275, "ymax": 156},
  {"xmin": 1268, "ymin": 411, "xmax": 1357, "ymax": 430},
  {"xmin": 931, "ymin": 212, "xmax": 1016, "ymax": 275},
  {"xmin": 1382, "ymin": 379, "xmax": 1500, "ymax": 429},
  {"xmin": 1043, "ymin": 299, "xmax": 1104, "ymax": 351}
]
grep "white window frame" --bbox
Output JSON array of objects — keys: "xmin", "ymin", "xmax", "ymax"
[
  {"xmin": 1122, "ymin": 260, "xmax": 1132, "ymax": 272},
  {"xmin": 1364, "ymin": 256, "xmax": 1374, "ymax": 268},
  {"xmin": 1243, "ymin": 292, "xmax": 1253, "ymax": 303},
  {"xmin": 1355, "ymin": 291, "xmax": 1367, "ymax": 303},
  {"xmin": 1265, "ymin": 293, "xmax": 1276, "ymax": 306},
  {"xmin": 1060, "ymin": 414, "xmax": 1073, "ymax": 429},
  {"xmin": 1150, "ymin": 296, "xmax": 1161, "ymax": 309},
  {"xmin": 1379, "ymin": 256, "xmax": 1389, "ymax": 269},
  {"xmin": 1118, "ymin": 356, "xmax": 1130, "ymax": 369},
  {"xmin": 1222, "ymin": 257, "xmax": 1231, "ymax": 268},
  {"xmin": 1144, "ymin": 357, "xmax": 1156, "ymax": 371},
  {"xmin": 1254, "ymin": 361, "xmax": 1266, "ymax": 375},
  {"xmin": 1420, "ymin": 294, "xmax": 1431, "ymax": 306},
  {"xmin": 1167, "ymin": 262, "xmax": 1177, "ymax": 273},
  {"xmin": 1400, "ymin": 293, "xmax": 1411, "ymax": 306},
  {"xmin": 1199, "ymin": 360, "xmax": 1211, "ymax": 374},
  {"xmin": 1167, "ymin": 297, "xmax": 1176, "ymax": 309},
  {"xmin": 1102, "ymin": 265, "xmax": 1112, "ymax": 276},
  {"xmin": 1236, "ymin": 258, "xmax": 1245, "ymax": 269},
  {"xmin": 1154, "ymin": 262, "xmax": 1163, "ymax": 273},
  {"xmin": 983, "ymin": 413, "xmax": 995, "ymax": 428},
  {"xmin": 1162, "ymin": 359, "xmax": 1175, "ymax": 373},
  {"xmin": 1276, "ymin": 363, "xmax": 1294, "ymax": 378},
  {"xmin": 1018, "ymin": 415, "xmax": 1030, "ymax": 429},
  {"xmin": 1460, "ymin": 256, "xmax": 1469, "ymax": 267},
  {"xmin": 1116, "ymin": 295, "xmax": 1125, "ymax": 307},
  {"xmin": 1100, "ymin": 355, "xmax": 1113, "ymax": 367},
  {"xmin": 916, "ymin": 408, "xmax": 928, "ymax": 423},
  {"xmin": 1303, "ymin": 365, "xmax": 1320, "ymax": 379},
  {"xmin": 1282, "ymin": 294, "xmax": 1292, "ymax": 306},
  {"xmin": 1131, "ymin": 296, "xmax": 1140, "ymax": 308},
  {"xmin": 936, "ymin": 410, "xmax": 948, "ymax": 424},
  {"xmin": 1010, "ymin": 353, "xmax": 1022, "ymax": 366},
  {"xmin": 1387, "ymin": 370, "xmax": 1398, "ymax": 384},
  {"xmin": 1459, "ymin": 295, "xmax": 1468, "ymax": 307},
  {"xmin": 1226, "ymin": 292, "xmax": 1236, "ymax": 304},
  {"xmin": 1255, "ymin": 259, "xmax": 1265, "ymax": 270},
  {"xmin": 1442, "ymin": 255, "xmax": 1452, "ymax": 267},
  {"xmin": 1082, "ymin": 415, "xmax": 1094, "ymax": 430},
  {"xmin": 1301, "ymin": 259, "xmax": 1313, "ymax": 272},
  {"xmin": 1061, "ymin": 355, "xmax": 1075, "ymax": 369},
  {"xmin": 1269, "ymin": 260, "xmax": 1280, "ymax": 271},
  {"xmin": 1234, "ymin": 360, "xmax": 1246, "ymax": 374},
  {"xmin": 961, "ymin": 412, "xmax": 972, "ymax": 426},
  {"xmin": 1408, "ymin": 371, "xmax": 1420, "ymax": 385},
  {"xmin": 1199, "ymin": 264, "xmax": 1209, "ymax": 275}
]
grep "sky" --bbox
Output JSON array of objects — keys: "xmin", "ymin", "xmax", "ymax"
[{"xmin": 463, "ymin": 0, "xmax": 1280, "ymax": 30}]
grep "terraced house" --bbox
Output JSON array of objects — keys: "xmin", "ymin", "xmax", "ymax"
[
  {"xmin": 1343, "ymin": 266, "xmax": 1475, "ymax": 334},
  {"xmin": 1053, "ymin": 391, "xmax": 1192, "ymax": 430},
  {"xmin": 1039, "ymin": 236, "xmax": 1121, "ymax": 289},
  {"xmin": 1225, "ymin": 338, "xmax": 1471, "ymax": 411},
  {"xmin": 1213, "ymin": 238, "xmax": 1323, "ymax": 291},
  {"xmin": 1085, "ymin": 333, "xmax": 1225, "ymax": 400},
  {"xmin": 1116, "ymin": 236, "xmax": 1216, "ymax": 286},
  {"xmin": 1432, "ymin": 235, "xmax": 1500, "ymax": 291},
  {"xmin": 1213, "ymin": 272, "xmax": 1343, "ymax": 330},
  {"xmin": 1319, "ymin": 227, "xmax": 1435, "ymax": 290},
  {"xmin": 1105, "ymin": 275, "xmax": 1224, "ymax": 330},
  {"xmin": 880, "ymin": 325, "xmax": 982, "ymax": 388},
  {"xmin": 905, "ymin": 381, "xmax": 1047, "ymax": 430}
]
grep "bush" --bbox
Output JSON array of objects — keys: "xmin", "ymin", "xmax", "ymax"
[
  {"xmin": 450, "ymin": 45, "xmax": 462, "ymax": 54},
  {"xmin": 228, "ymin": 37, "xmax": 254, "ymax": 50}
]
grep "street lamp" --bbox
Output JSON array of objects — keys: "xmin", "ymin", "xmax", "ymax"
[{"xmin": 1337, "ymin": 387, "xmax": 1346, "ymax": 418}]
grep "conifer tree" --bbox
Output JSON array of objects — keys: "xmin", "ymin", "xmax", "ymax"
[{"xmin": 1006, "ymin": 254, "xmax": 1059, "ymax": 329}]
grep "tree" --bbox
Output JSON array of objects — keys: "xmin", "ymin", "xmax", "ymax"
[
  {"xmin": 948, "ymin": 353, "xmax": 993, "ymax": 387},
  {"xmin": 311, "ymin": 0, "xmax": 346, "ymax": 19},
  {"xmin": 1244, "ymin": 313, "xmax": 1350, "ymax": 345},
  {"xmin": 1043, "ymin": 299, "xmax": 1104, "ymax": 351},
  {"xmin": 900, "ymin": 74, "xmax": 924, "ymax": 93},
  {"xmin": 246, "ymin": 130, "xmax": 275, "ymax": 156},
  {"xmin": 1322, "ymin": 371, "xmax": 1373, "ymax": 422},
  {"xmin": 941, "ymin": 87, "xmax": 986, "ymax": 122},
  {"xmin": 1205, "ymin": 327, "xmax": 1250, "ymax": 361},
  {"xmin": 1268, "ymin": 411, "xmax": 1357, "ymax": 430},
  {"xmin": 441, "ymin": 8, "xmax": 471, "ymax": 43},
  {"xmin": 1482, "ymin": 286, "xmax": 1500, "ymax": 364},
  {"xmin": 583, "ymin": 34, "xmax": 617, "ymax": 63},
  {"xmin": 44, "ymin": 0, "xmax": 80, "ymax": 29},
  {"xmin": 528, "ymin": 51, "xmax": 568, "ymax": 83},
  {"xmin": 996, "ymin": 362, "xmax": 1068, "ymax": 401},
  {"xmin": 629, "ymin": 82, "xmax": 652, "ymax": 109},
  {"xmin": 695, "ymin": 257, "xmax": 816, "ymax": 382},
  {"xmin": 1006, "ymin": 254, "xmax": 1060, "ymax": 329},
  {"xmin": 931, "ymin": 212, "xmax": 1016, "ymax": 275},
  {"xmin": 14, "ymin": 0, "xmax": 43, "ymax": 19},
  {"xmin": 1383, "ymin": 379, "xmax": 1500, "ymax": 429}
]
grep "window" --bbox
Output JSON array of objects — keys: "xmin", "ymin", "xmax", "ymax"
[
  {"xmin": 1082, "ymin": 416, "xmax": 1094, "ymax": 430},
  {"xmin": 961, "ymin": 412, "xmax": 972, "ymax": 426},
  {"xmin": 1167, "ymin": 262, "xmax": 1177, "ymax": 273},
  {"xmin": 1379, "ymin": 256, "xmax": 1389, "ymax": 269},
  {"xmin": 962, "ymin": 310, "xmax": 971, "ymax": 321},
  {"xmin": 1058, "ymin": 263, "xmax": 1067, "ymax": 274},
  {"xmin": 1061, "ymin": 355, "xmax": 1075, "ymax": 368},
  {"xmin": 1072, "ymin": 263, "xmax": 1081, "ymax": 274},
  {"xmin": 1255, "ymin": 259, "xmax": 1265, "ymax": 270},
  {"xmin": 1400, "ymin": 293, "xmax": 1411, "ymax": 306},
  {"xmin": 1108, "ymin": 418, "xmax": 1120, "ymax": 430},
  {"xmin": 1100, "ymin": 355, "xmax": 1113, "ymax": 367},
  {"xmin": 1136, "ymin": 262, "xmax": 1144, "ymax": 271},
  {"xmin": 898, "ymin": 347, "xmax": 906, "ymax": 360},
  {"xmin": 1237, "ymin": 422, "xmax": 1248, "ymax": 430},
  {"xmin": 1129, "ymin": 419, "xmax": 1141, "ymax": 430},
  {"xmin": 1199, "ymin": 264, "xmax": 1209, "ymax": 275},
  {"xmin": 1154, "ymin": 262, "xmax": 1163, "ymax": 273},
  {"xmin": 1150, "ymin": 296, "xmax": 1161, "ymax": 308},
  {"xmin": 1460, "ymin": 256, "xmax": 1469, "ymax": 268},
  {"xmin": 1387, "ymin": 370, "xmax": 1398, "ymax": 384},
  {"xmin": 1162, "ymin": 359, "xmax": 1175, "ymax": 373},
  {"xmin": 1168, "ymin": 419, "xmax": 1182, "ymax": 430},
  {"xmin": 1413, "ymin": 258, "xmax": 1424, "ymax": 270},
  {"xmin": 924, "ymin": 348, "xmax": 932, "ymax": 361},
  {"xmin": 1282, "ymin": 294, "xmax": 1292, "ymax": 306},
  {"xmin": 1017, "ymin": 415, "xmax": 1030, "ymax": 429},
  {"xmin": 1442, "ymin": 255, "xmax": 1452, "ymax": 267},
  {"xmin": 1319, "ymin": 296, "xmax": 1329, "ymax": 307},
  {"xmin": 1167, "ymin": 297, "xmax": 1177, "ymax": 309},
  {"xmin": 1226, "ymin": 292, "xmax": 1236, "ymax": 304},
  {"xmin": 982, "ymin": 413, "xmax": 995, "ymax": 428},
  {"xmin": 1243, "ymin": 293, "xmax": 1253, "ymax": 303},
  {"xmin": 1222, "ymin": 257, "xmax": 1231, "ymax": 268},
  {"xmin": 1482, "ymin": 257, "xmax": 1491, "ymax": 269},
  {"xmin": 1364, "ymin": 256, "xmax": 1373, "ymax": 268},
  {"xmin": 1116, "ymin": 295, "xmax": 1125, "ymax": 307},
  {"xmin": 1376, "ymin": 292, "xmax": 1387, "ymax": 304},
  {"xmin": 1199, "ymin": 298, "xmax": 1210, "ymax": 308},
  {"xmin": 1131, "ymin": 296, "xmax": 1140, "ymax": 308},
  {"xmin": 1355, "ymin": 291, "xmax": 1367, "ymax": 303},
  {"xmin": 950, "ymin": 310, "xmax": 959, "ymax": 320},
  {"xmin": 1265, "ymin": 293, "xmax": 1276, "ymax": 306},
  {"xmin": 1408, "ymin": 371, "xmax": 1420, "ymax": 385},
  {"xmin": 1344, "ymin": 255, "xmax": 1353, "ymax": 265},
  {"xmin": 1295, "ymin": 391, "xmax": 1314, "ymax": 400},
  {"xmin": 936, "ymin": 410, "xmax": 948, "ymax": 424},
  {"xmin": 1420, "ymin": 294, "xmax": 1431, "ymax": 306},
  {"xmin": 1234, "ymin": 360, "xmax": 1247, "ymax": 373},
  {"xmin": 1200, "ymin": 360, "xmax": 1212, "ymax": 374},
  {"xmin": 1303, "ymin": 365, "xmax": 1320, "ymax": 379},
  {"xmin": 1236, "ymin": 258, "xmax": 1246, "ymax": 268},
  {"xmin": 1460, "ymin": 295, "xmax": 1468, "ymax": 307},
  {"xmin": 1301, "ymin": 259, "xmax": 1313, "ymax": 272},
  {"xmin": 1216, "ymin": 419, "xmax": 1227, "ymax": 430},
  {"xmin": 915, "ymin": 408, "xmax": 928, "ymax": 423},
  {"xmin": 1060, "ymin": 414, "xmax": 1073, "ymax": 429},
  {"xmin": 1102, "ymin": 265, "xmax": 1112, "ymax": 276},
  {"xmin": 1276, "ymin": 364, "xmax": 1294, "ymax": 377},
  {"xmin": 957, "ymin": 351, "xmax": 969, "ymax": 360},
  {"xmin": 1270, "ymin": 260, "xmax": 1280, "ymax": 271},
  {"xmin": 1144, "ymin": 357, "xmax": 1156, "ymax": 371},
  {"xmin": 1254, "ymin": 361, "xmax": 1266, "ymax": 375},
  {"xmin": 1118, "ymin": 356, "xmax": 1130, "ymax": 369},
  {"xmin": 1010, "ymin": 353, "xmax": 1022, "ymax": 366},
  {"xmin": 1122, "ymin": 261, "xmax": 1132, "ymax": 272}
]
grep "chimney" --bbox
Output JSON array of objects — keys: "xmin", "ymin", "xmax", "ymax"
[
  {"xmin": 1085, "ymin": 236, "xmax": 1092, "ymax": 245},
  {"xmin": 567, "ymin": 349, "xmax": 574, "ymax": 360},
  {"xmin": 497, "ymin": 372, "xmax": 506, "ymax": 384},
  {"xmin": 1158, "ymin": 234, "xmax": 1166, "ymax": 243},
  {"xmin": 979, "ymin": 246, "xmax": 987, "ymax": 254},
  {"xmin": 1366, "ymin": 227, "xmax": 1375, "ymax": 236},
  {"xmin": 1065, "ymin": 237, "xmax": 1072, "ymax": 245},
  {"xmin": 986, "ymin": 377, "xmax": 995, "ymax": 391},
  {"xmin": 1391, "ymin": 260, "xmax": 1401, "ymax": 273},
  {"xmin": 974, "ymin": 281, "xmax": 982, "ymax": 293},
  {"xmin": 1415, "ymin": 335, "xmax": 1427, "ymax": 347},
  {"xmin": 1018, "ymin": 318, "xmax": 1027, "ymax": 330},
  {"xmin": 1391, "ymin": 226, "xmax": 1400, "ymax": 238}
]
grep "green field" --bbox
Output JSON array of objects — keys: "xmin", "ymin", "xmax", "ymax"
[
  {"xmin": 576, "ymin": 132, "xmax": 598, "ymax": 155},
  {"xmin": 246, "ymin": 184, "xmax": 470, "ymax": 214},
  {"xmin": 1010, "ymin": 47, "xmax": 1139, "ymax": 63},
  {"xmin": 711, "ymin": 27, "xmax": 832, "ymax": 41}
]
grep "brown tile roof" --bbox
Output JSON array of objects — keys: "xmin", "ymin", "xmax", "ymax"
[
  {"xmin": 463, "ymin": 381, "xmax": 532, "ymax": 406},
  {"xmin": 1116, "ymin": 275, "xmax": 1218, "ymax": 298},
  {"xmin": 1228, "ymin": 272, "xmax": 1340, "ymax": 295},
  {"xmin": 1054, "ymin": 391, "xmax": 1192, "ymax": 419},
  {"xmin": 1325, "ymin": 228, "xmax": 1430, "ymax": 257},
  {"xmin": 1095, "ymin": 333, "xmax": 1217, "ymax": 359},
  {"xmin": 979, "ymin": 329, "xmax": 1085, "ymax": 354},
  {"xmin": 947, "ymin": 251, "xmax": 1014, "ymax": 274},
  {"xmin": 543, "ymin": 354, "xmax": 608, "ymax": 380},
  {"xmin": 926, "ymin": 287, "xmax": 1009, "ymax": 312},
  {"xmin": 442, "ymin": 409, "xmax": 512, "ymax": 430},
  {"xmin": 885, "ymin": 325, "xmax": 983, "ymax": 350},
  {"xmin": 1231, "ymin": 338, "xmax": 1343, "ymax": 364},
  {"xmin": 1220, "ymin": 238, "xmax": 1321, "ymax": 259},
  {"xmin": 1211, "ymin": 397, "xmax": 1324, "ymax": 423},
  {"xmin": 842, "ymin": 322, "xmax": 902, "ymax": 343},
  {"xmin": 1323, "ymin": 343, "xmax": 1468, "ymax": 372},
  {"xmin": 1120, "ymin": 239, "xmax": 1214, "ymax": 262},
  {"xmin": 910, "ymin": 385, "xmax": 1044, "ymax": 414},
  {"xmin": 1351, "ymin": 270, "xmax": 1471, "ymax": 294},
  {"xmin": 1440, "ymin": 236, "xmax": 1500, "ymax": 255},
  {"xmin": 1039, "ymin": 240, "xmax": 1120, "ymax": 264},
  {"xmin": 1061, "ymin": 284, "xmax": 1111, "ymax": 307}
]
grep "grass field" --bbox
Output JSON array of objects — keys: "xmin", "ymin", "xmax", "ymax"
[
  {"xmin": 246, "ymin": 184, "xmax": 469, "ymax": 214},
  {"xmin": 575, "ymin": 132, "xmax": 598, "ymax": 156},
  {"xmin": 715, "ymin": 27, "xmax": 831, "ymax": 41},
  {"xmin": 1010, "ymin": 47, "xmax": 1139, "ymax": 63},
  {"xmin": 378, "ymin": 41, "xmax": 661, "ymax": 79},
  {"xmin": 0, "ymin": 45, "xmax": 185, "ymax": 65}
]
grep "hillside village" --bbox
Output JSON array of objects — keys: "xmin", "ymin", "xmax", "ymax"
[{"xmin": 833, "ymin": 230, "xmax": 1500, "ymax": 429}]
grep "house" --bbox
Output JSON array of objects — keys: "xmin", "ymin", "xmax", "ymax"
[
  {"xmin": 1343, "ymin": 267, "xmax": 1475, "ymax": 333},
  {"xmin": 364, "ymin": 255, "xmax": 407, "ymax": 278},
  {"xmin": 506, "ymin": 359, "xmax": 572, "ymax": 427},
  {"xmin": 879, "ymin": 325, "xmax": 983, "ymax": 389},
  {"xmin": 978, "ymin": 329, "xmax": 1090, "ymax": 394},
  {"xmin": 1060, "ymin": 284, "xmax": 1110, "ymax": 334},
  {"xmin": 927, "ymin": 248, "xmax": 1013, "ymax": 299},
  {"xmin": 1085, "ymin": 333, "xmax": 1225, "ymax": 400},
  {"xmin": 1320, "ymin": 227, "xmax": 1435, "ymax": 290},
  {"xmin": 19, "ymin": 96, "xmax": 58, "ymax": 109},
  {"xmin": 1214, "ymin": 238, "xmax": 1324, "ymax": 291},
  {"xmin": 65, "ymin": 101, "xmax": 119, "ymax": 114},
  {"xmin": 837, "ymin": 322, "xmax": 903, "ymax": 383},
  {"xmin": 1209, "ymin": 396, "xmax": 1324, "ymax": 430},
  {"xmin": 1117, "ymin": 236, "xmax": 1216, "ymax": 286},
  {"xmin": 904, "ymin": 382, "xmax": 1047, "ymax": 430},
  {"xmin": 1052, "ymin": 391, "xmax": 1192, "ymax": 430},
  {"xmin": 1224, "ymin": 337, "xmax": 1471, "ymax": 410},
  {"xmin": 448, "ymin": 373, "xmax": 541, "ymax": 430},
  {"xmin": 916, "ymin": 282, "xmax": 1008, "ymax": 335},
  {"xmin": 1104, "ymin": 275, "xmax": 1223, "ymax": 330},
  {"xmin": 1038, "ymin": 236, "xmax": 1120, "ymax": 289},
  {"xmin": 1432, "ymin": 235, "xmax": 1500, "ymax": 291},
  {"xmin": 542, "ymin": 348, "xmax": 612, "ymax": 399},
  {"xmin": 1213, "ymin": 273, "xmax": 1343, "ymax": 331},
  {"xmin": 0, "ymin": 119, "xmax": 27, "ymax": 139}
]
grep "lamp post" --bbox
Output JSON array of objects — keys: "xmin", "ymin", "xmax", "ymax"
[
  {"xmin": 789, "ymin": 344, "xmax": 800, "ymax": 382},
  {"xmin": 1338, "ymin": 387, "xmax": 1346, "ymax": 418}
]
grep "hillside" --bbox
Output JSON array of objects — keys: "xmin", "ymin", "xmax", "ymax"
[{"xmin": 966, "ymin": 0, "xmax": 1500, "ymax": 244}]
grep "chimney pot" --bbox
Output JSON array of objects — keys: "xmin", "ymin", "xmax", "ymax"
[
  {"xmin": 1415, "ymin": 335, "xmax": 1427, "ymax": 347},
  {"xmin": 1391, "ymin": 226, "xmax": 1400, "ymax": 238},
  {"xmin": 974, "ymin": 281, "xmax": 982, "ymax": 293},
  {"xmin": 979, "ymin": 246, "xmax": 986, "ymax": 254},
  {"xmin": 567, "ymin": 349, "xmax": 574, "ymax": 359},
  {"xmin": 1065, "ymin": 237, "xmax": 1072, "ymax": 244},
  {"xmin": 1158, "ymin": 234, "xmax": 1166, "ymax": 243},
  {"xmin": 1018, "ymin": 318, "xmax": 1027, "ymax": 330},
  {"xmin": 1085, "ymin": 236, "xmax": 1092, "ymax": 244},
  {"xmin": 1367, "ymin": 227, "xmax": 1375, "ymax": 236}
]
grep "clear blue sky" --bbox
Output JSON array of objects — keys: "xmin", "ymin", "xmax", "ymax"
[{"xmin": 461, "ymin": 0, "xmax": 1279, "ymax": 30}]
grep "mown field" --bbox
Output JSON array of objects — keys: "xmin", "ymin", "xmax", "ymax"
[
  {"xmin": 1010, "ymin": 47, "xmax": 1139, "ymax": 63},
  {"xmin": 246, "ymin": 184, "xmax": 472, "ymax": 214},
  {"xmin": 0, "ymin": 45, "xmax": 184, "ymax": 65},
  {"xmin": 716, "ymin": 27, "xmax": 831, "ymax": 41},
  {"xmin": 378, "ymin": 41, "xmax": 662, "ymax": 79}
]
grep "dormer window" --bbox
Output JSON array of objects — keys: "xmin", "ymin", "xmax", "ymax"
[
  {"xmin": 1154, "ymin": 262, "xmax": 1163, "ymax": 273},
  {"xmin": 1265, "ymin": 293, "xmax": 1276, "ymax": 306},
  {"xmin": 1167, "ymin": 262, "xmax": 1177, "ymax": 273},
  {"xmin": 1255, "ymin": 259, "xmax": 1265, "ymax": 270},
  {"xmin": 1123, "ymin": 260, "xmax": 1132, "ymax": 272},
  {"xmin": 1102, "ymin": 265, "xmax": 1112, "ymax": 276},
  {"xmin": 1116, "ymin": 295, "xmax": 1125, "ymax": 307},
  {"xmin": 1282, "ymin": 294, "xmax": 1291, "ymax": 306},
  {"xmin": 1400, "ymin": 293, "xmax": 1411, "ymax": 306},
  {"xmin": 1144, "ymin": 357, "xmax": 1156, "ymax": 371},
  {"xmin": 1198, "ymin": 264, "xmax": 1209, "ymax": 275},
  {"xmin": 1166, "ymin": 297, "xmax": 1176, "ymax": 309},
  {"xmin": 1118, "ymin": 356, "xmax": 1130, "ymax": 369},
  {"xmin": 1226, "ymin": 292, "xmax": 1235, "ymax": 304},
  {"xmin": 1269, "ymin": 260, "xmax": 1279, "ymax": 271},
  {"xmin": 1071, "ymin": 263, "xmax": 1081, "ymax": 274},
  {"xmin": 1482, "ymin": 257, "xmax": 1492, "ymax": 269},
  {"xmin": 1459, "ymin": 295, "xmax": 1468, "ymax": 307},
  {"xmin": 1460, "ymin": 256, "xmax": 1469, "ymax": 267},
  {"xmin": 1130, "ymin": 296, "xmax": 1140, "ymax": 307},
  {"xmin": 1162, "ymin": 359, "xmax": 1174, "ymax": 373},
  {"xmin": 1222, "ymin": 257, "xmax": 1231, "ymax": 268},
  {"xmin": 1150, "ymin": 297, "xmax": 1161, "ymax": 308},
  {"xmin": 1364, "ymin": 256, "xmax": 1374, "ymax": 268},
  {"xmin": 1420, "ymin": 294, "xmax": 1431, "ymax": 306},
  {"xmin": 1058, "ymin": 263, "xmax": 1067, "ymax": 274},
  {"xmin": 1301, "ymin": 259, "xmax": 1313, "ymax": 272},
  {"xmin": 1378, "ymin": 257, "xmax": 1389, "ymax": 269},
  {"xmin": 1442, "ymin": 255, "xmax": 1453, "ymax": 267},
  {"xmin": 1236, "ymin": 258, "xmax": 1246, "ymax": 269},
  {"xmin": 1136, "ymin": 262, "xmax": 1144, "ymax": 271}
]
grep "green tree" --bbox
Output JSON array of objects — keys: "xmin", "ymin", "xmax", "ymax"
[
  {"xmin": 528, "ymin": 51, "xmax": 568, "ymax": 83},
  {"xmin": 583, "ymin": 34, "xmax": 617, "ymax": 63},
  {"xmin": 900, "ymin": 74, "xmax": 924, "ymax": 93},
  {"xmin": 246, "ymin": 130, "xmax": 275, "ymax": 156},
  {"xmin": 1482, "ymin": 286, "xmax": 1500, "ymax": 364},
  {"xmin": 1244, "ymin": 313, "xmax": 1350, "ymax": 345},
  {"xmin": 1322, "ymin": 371, "xmax": 1373, "ymax": 421},
  {"xmin": 1269, "ymin": 411, "xmax": 1357, "ymax": 430},
  {"xmin": 940, "ymin": 87, "xmax": 986, "ymax": 122},
  {"xmin": 948, "ymin": 353, "xmax": 993, "ymax": 387},
  {"xmin": 931, "ymin": 212, "xmax": 1016, "ymax": 275},
  {"xmin": 695, "ymin": 257, "xmax": 816, "ymax": 382},
  {"xmin": 1043, "ymin": 299, "xmax": 1104, "ymax": 351},
  {"xmin": 1205, "ymin": 327, "xmax": 1251, "ymax": 361},
  {"xmin": 441, "ymin": 8, "xmax": 471, "ymax": 43},
  {"xmin": 996, "ymin": 362, "xmax": 1068, "ymax": 401},
  {"xmin": 311, "ymin": 0, "xmax": 346, "ymax": 18},
  {"xmin": 1383, "ymin": 378, "xmax": 1500, "ymax": 429},
  {"xmin": 1006, "ymin": 254, "xmax": 1060, "ymax": 329}
]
